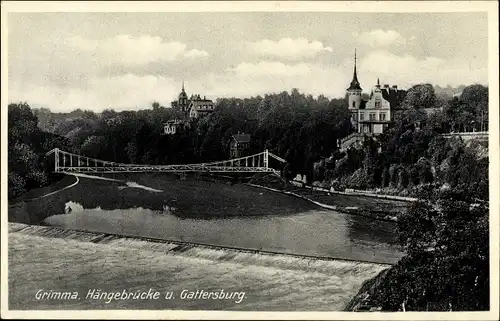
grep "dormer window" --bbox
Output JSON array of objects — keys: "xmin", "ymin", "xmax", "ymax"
[
  {"xmin": 352, "ymin": 101, "xmax": 356, "ymax": 108},
  {"xmin": 375, "ymin": 100, "xmax": 381, "ymax": 108}
]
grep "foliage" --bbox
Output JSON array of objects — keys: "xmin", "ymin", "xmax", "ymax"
[
  {"xmin": 371, "ymin": 190, "xmax": 489, "ymax": 311},
  {"xmin": 8, "ymin": 103, "xmax": 51, "ymax": 198}
]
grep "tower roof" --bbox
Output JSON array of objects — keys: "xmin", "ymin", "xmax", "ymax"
[
  {"xmin": 178, "ymin": 81, "xmax": 188, "ymax": 99},
  {"xmin": 347, "ymin": 49, "xmax": 362, "ymax": 91}
]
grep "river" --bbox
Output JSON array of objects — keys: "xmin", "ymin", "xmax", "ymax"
[{"xmin": 44, "ymin": 205, "xmax": 403, "ymax": 264}]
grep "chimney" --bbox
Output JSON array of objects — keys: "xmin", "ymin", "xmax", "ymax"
[
  {"xmin": 384, "ymin": 84, "xmax": 389, "ymax": 88},
  {"xmin": 392, "ymin": 85, "xmax": 398, "ymax": 89}
]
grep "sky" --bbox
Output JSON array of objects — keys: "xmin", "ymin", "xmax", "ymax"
[{"xmin": 7, "ymin": 12, "xmax": 489, "ymax": 112}]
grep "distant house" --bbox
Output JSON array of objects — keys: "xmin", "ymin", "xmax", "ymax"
[
  {"xmin": 422, "ymin": 106, "xmax": 444, "ymax": 116},
  {"xmin": 188, "ymin": 95, "xmax": 215, "ymax": 119},
  {"xmin": 164, "ymin": 119, "xmax": 186, "ymax": 135},
  {"xmin": 170, "ymin": 83, "xmax": 215, "ymax": 119},
  {"xmin": 230, "ymin": 133, "xmax": 251, "ymax": 159}
]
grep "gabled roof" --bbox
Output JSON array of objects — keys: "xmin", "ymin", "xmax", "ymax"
[{"xmin": 232, "ymin": 134, "xmax": 251, "ymax": 143}]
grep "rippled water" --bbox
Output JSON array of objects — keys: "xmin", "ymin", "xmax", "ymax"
[{"xmin": 44, "ymin": 203, "xmax": 403, "ymax": 264}]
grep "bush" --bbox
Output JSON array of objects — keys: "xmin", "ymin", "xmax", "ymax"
[{"xmin": 8, "ymin": 172, "xmax": 26, "ymax": 199}]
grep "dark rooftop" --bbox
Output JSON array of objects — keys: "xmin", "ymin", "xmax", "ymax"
[{"xmin": 232, "ymin": 134, "xmax": 251, "ymax": 143}]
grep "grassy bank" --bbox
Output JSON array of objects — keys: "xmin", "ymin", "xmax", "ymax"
[{"xmin": 8, "ymin": 172, "xmax": 318, "ymax": 225}]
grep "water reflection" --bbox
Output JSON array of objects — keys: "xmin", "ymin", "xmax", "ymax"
[{"xmin": 45, "ymin": 204, "xmax": 404, "ymax": 264}]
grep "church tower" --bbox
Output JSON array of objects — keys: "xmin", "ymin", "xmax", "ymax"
[
  {"xmin": 346, "ymin": 50, "xmax": 362, "ymax": 130},
  {"xmin": 347, "ymin": 49, "xmax": 362, "ymax": 109},
  {"xmin": 178, "ymin": 81, "xmax": 189, "ymax": 112}
]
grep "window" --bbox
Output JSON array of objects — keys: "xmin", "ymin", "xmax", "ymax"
[
  {"xmin": 380, "ymin": 113, "xmax": 386, "ymax": 121},
  {"xmin": 370, "ymin": 113, "xmax": 376, "ymax": 121},
  {"xmin": 360, "ymin": 113, "xmax": 364, "ymax": 121},
  {"xmin": 352, "ymin": 112, "xmax": 357, "ymax": 121},
  {"xmin": 352, "ymin": 101, "xmax": 356, "ymax": 108},
  {"xmin": 375, "ymin": 100, "xmax": 381, "ymax": 108}
]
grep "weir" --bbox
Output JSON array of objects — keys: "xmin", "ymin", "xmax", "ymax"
[{"xmin": 9, "ymin": 223, "xmax": 392, "ymax": 272}]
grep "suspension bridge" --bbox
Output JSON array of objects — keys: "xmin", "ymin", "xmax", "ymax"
[{"xmin": 45, "ymin": 148, "xmax": 286, "ymax": 175}]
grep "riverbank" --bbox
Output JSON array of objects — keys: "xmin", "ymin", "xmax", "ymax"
[
  {"xmin": 343, "ymin": 269, "xmax": 389, "ymax": 312},
  {"xmin": 249, "ymin": 174, "xmax": 409, "ymax": 222},
  {"xmin": 8, "ymin": 172, "xmax": 317, "ymax": 224},
  {"xmin": 9, "ymin": 172, "xmax": 412, "ymax": 225}
]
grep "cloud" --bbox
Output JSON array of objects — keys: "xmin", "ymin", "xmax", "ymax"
[
  {"xmin": 356, "ymin": 30, "xmax": 406, "ymax": 47},
  {"xmin": 227, "ymin": 61, "xmax": 313, "ymax": 77},
  {"xmin": 201, "ymin": 61, "xmax": 345, "ymax": 98},
  {"xmin": 9, "ymin": 74, "xmax": 179, "ymax": 112},
  {"xmin": 9, "ymin": 49, "xmax": 487, "ymax": 112},
  {"xmin": 184, "ymin": 49, "xmax": 210, "ymax": 58},
  {"xmin": 67, "ymin": 35, "xmax": 209, "ymax": 66},
  {"xmin": 358, "ymin": 50, "xmax": 487, "ymax": 89},
  {"xmin": 247, "ymin": 38, "xmax": 333, "ymax": 60}
]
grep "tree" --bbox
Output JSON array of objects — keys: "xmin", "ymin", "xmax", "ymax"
[
  {"xmin": 8, "ymin": 103, "xmax": 52, "ymax": 198},
  {"xmin": 402, "ymin": 84, "xmax": 436, "ymax": 110},
  {"xmin": 398, "ymin": 167, "xmax": 410, "ymax": 188}
]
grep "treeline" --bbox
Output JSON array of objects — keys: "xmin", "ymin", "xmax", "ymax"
[{"xmin": 9, "ymin": 84, "xmax": 488, "ymax": 200}]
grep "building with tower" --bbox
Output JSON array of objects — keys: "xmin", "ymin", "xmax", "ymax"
[
  {"xmin": 346, "ymin": 50, "xmax": 404, "ymax": 135},
  {"xmin": 170, "ymin": 81, "xmax": 190, "ymax": 112},
  {"xmin": 165, "ymin": 82, "xmax": 215, "ymax": 134},
  {"xmin": 341, "ymin": 50, "xmax": 405, "ymax": 150}
]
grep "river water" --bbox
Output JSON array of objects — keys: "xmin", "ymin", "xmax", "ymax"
[{"xmin": 44, "ymin": 204, "xmax": 403, "ymax": 264}]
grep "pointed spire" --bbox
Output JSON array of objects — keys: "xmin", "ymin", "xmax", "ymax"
[
  {"xmin": 182, "ymin": 80, "xmax": 185, "ymax": 92},
  {"xmin": 353, "ymin": 48, "xmax": 358, "ymax": 81},
  {"xmin": 347, "ymin": 49, "xmax": 362, "ymax": 91},
  {"xmin": 376, "ymin": 77, "xmax": 381, "ymax": 88},
  {"xmin": 354, "ymin": 48, "xmax": 357, "ymax": 73}
]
